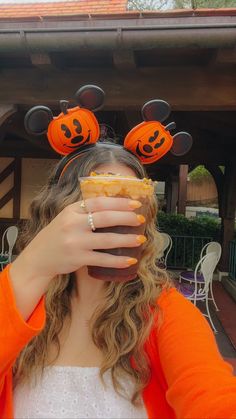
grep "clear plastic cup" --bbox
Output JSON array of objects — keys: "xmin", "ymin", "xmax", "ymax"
[{"xmin": 79, "ymin": 174, "xmax": 154, "ymax": 282}]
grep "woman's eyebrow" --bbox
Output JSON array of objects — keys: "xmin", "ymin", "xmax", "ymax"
[{"xmin": 94, "ymin": 171, "xmax": 121, "ymax": 175}]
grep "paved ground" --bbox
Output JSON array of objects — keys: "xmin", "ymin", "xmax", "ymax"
[
  {"xmin": 209, "ymin": 301, "xmax": 236, "ymax": 373},
  {"xmin": 210, "ymin": 282, "xmax": 236, "ymax": 374},
  {"xmin": 170, "ymin": 271, "xmax": 236, "ymax": 375}
]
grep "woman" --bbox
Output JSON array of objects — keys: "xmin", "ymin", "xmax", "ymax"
[{"xmin": 0, "ymin": 143, "xmax": 236, "ymax": 419}]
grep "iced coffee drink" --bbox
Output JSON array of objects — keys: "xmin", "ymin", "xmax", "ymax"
[{"xmin": 80, "ymin": 173, "xmax": 154, "ymax": 282}]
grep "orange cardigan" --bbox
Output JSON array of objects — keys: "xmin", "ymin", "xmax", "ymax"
[{"xmin": 0, "ymin": 265, "xmax": 236, "ymax": 419}]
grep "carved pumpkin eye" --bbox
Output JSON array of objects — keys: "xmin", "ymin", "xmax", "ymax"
[
  {"xmin": 154, "ymin": 138, "xmax": 165, "ymax": 149},
  {"xmin": 61, "ymin": 124, "xmax": 71, "ymax": 139},
  {"xmin": 73, "ymin": 119, "xmax": 82, "ymax": 134},
  {"xmin": 149, "ymin": 130, "xmax": 159, "ymax": 143}
]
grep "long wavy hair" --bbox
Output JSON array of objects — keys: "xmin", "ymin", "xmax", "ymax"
[{"xmin": 14, "ymin": 143, "xmax": 171, "ymax": 404}]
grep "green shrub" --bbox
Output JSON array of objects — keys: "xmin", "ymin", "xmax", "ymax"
[
  {"xmin": 188, "ymin": 165, "xmax": 211, "ymax": 184},
  {"xmin": 157, "ymin": 211, "xmax": 221, "ymax": 240}
]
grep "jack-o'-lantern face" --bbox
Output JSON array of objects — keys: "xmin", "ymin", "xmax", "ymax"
[
  {"xmin": 124, "ymin": 121, "xmax": 173, "ymax": 164},
  {"xmin": 47, "ymin": 107, "xmax": 99, "ymax": 155}
]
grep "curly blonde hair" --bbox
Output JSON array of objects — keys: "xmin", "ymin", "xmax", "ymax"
[{"xmin": 14, "ymin": 143, "xmax": 172, "ymax": 404}]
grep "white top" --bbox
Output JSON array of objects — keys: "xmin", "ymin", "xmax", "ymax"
[{"xmin": 14, "ymin": 366, "xmax": 148, "ymax": 419}]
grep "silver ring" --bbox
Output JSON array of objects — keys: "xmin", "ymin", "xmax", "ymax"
[
  {"xmin": 88, "ymin": 212, "xmax": 96, "ymax": 231},
  {"xmin": 80, "ymin": 200, "xmax": 87, "ymax": 212}
]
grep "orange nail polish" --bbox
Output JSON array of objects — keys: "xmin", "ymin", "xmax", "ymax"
[
  {"xmin": 129, "ymin": 200, "xmax": 142, "ymax": 209},
  {"xmin": 136, "ymin": 235, "xmax": 147, "ymax": 244},
  {"xmin": 127, "ymin": 258, "xmax": 138, "ymax": 266},
  {"xmin": 137, "ymin": 214, "xmax": 146, "ymax": 224}
]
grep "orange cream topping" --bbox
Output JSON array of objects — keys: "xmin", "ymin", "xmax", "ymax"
[{"xmin": 80, "ymin": 172, "xmax": 154, "ymax": 200}]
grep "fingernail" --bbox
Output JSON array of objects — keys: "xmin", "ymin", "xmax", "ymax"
[
  {"xmin": 126, "ymin": 258, "xmax": 138, "ymax": 266},
  {"xmin": 136, "ymin": 235, "xmax": 147, "ymax": 244},
  {"xmin": 129, "ymin": 200, "xmax": 142, "ymax": 209},
  {"xmin": 137, "ymin": 214, "xmax": 146, "ymax": 224}
]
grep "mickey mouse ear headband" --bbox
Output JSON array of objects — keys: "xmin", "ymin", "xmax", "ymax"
[
  {"xmin": 24, "ymin": 84, "xmax": 193, "ymax": 179},
  {"xmin": 24, "ymin": 85, "xmax": 104, "ymax": 155}
]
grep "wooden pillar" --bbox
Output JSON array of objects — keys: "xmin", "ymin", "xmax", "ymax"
[
  {"xmin": 206, "ymin": 164, "xmax": 236, "ymax": 271},
  {"xmin": 166, "ymin": 173, "xmax": 178, "ymax": 214},
  {"xmin": 220, "ymin": 218, "xmax": 235, "ymax": 271},
  {"xmin": 177, "ymin": 164, "xmax": 188, "ymax": 215},
  {"xmin": 218, "ymin": 162, "xmax": 236, "ymax": 271}
]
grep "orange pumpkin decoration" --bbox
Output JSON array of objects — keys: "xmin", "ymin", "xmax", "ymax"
[
  {"xmin": 124, "ymin": 120, "xmax": 173, "ymax": 164},
  {"xmin": 47, "ymin": 106, "xmax": 100, "ymax": 155},
  {"xmin": 24, "ymin": 85, "xmax": 105, "ymax": 156}
]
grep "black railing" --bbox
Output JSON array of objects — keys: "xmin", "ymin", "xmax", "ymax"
[
  {"xmin": 167, "ymin": 236, "xmax": 212, "ymax": 269},
  {"xmin": 229, "ymin": 240, "xmax": 236, "ymax": 281}
]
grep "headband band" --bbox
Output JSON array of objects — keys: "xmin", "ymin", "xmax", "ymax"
[{"xmin": 53, "ymin": 143, "xmax": 135, "ymax": 183}]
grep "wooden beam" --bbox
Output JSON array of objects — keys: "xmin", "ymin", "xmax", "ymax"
[
  {"xmin": 0, "ymin": 188, "xmax": 14, "ymax": 209},
  {"xmin": 30, "ymin": 53, "xmax": 54, "ymax": 70},
  {"xmin": 113, "ymin": 50, "xmax": 136, "ymax": 70},
  {"xmin": 0, "ymin": 159, "xmax": 21, "ymax": 218},
  {"xmin": 0, "ymin": 138, "xmax": 231, "ymax": 164},
  {"xmin": 0, "ymin": 105, "xmax": 17, "ymax": 126},
  {"xmin": 0, "ymin": 139, "xmax": 57, "ymax": 158},
  {"xmin": 214, "ymin": 48, "xmax": 236, "ymax": 65},
  {"xmin": 8, "ymin": 125, "xmax": 52, "ymax": 152},
  {"xmin": 0, "ymin": 67, "xmax": 236, "ymax": 110},
  {"xmin": 156, "ymin": 147, "xmax": 231, "ymax": 165},
  {"xmin": 177, "ymin": 164, "xmax": 188, "ymax": 215},
  {"xmin": 0, "ymin": 161, "xmax": 15, "ymax": 183},
  {"xmin": 174, "ymin": 111, "xmax": 236, "ymax": 137},
  {"xmin": 124, "ymin": 111, "xmax": 140, "ymax": 129}
]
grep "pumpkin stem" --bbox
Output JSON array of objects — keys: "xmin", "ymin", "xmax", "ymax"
[
  {"xmin": 60, "ymin": 100, "xmax": 69, "ymax": 115},
  {"xmin": 165, "ymin": 121, "xmax": 176, "ymax": 132}
]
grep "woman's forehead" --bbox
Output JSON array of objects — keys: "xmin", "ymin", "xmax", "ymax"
[{"xmin": 94, "ymin": 163, "xmax": 137, "ymax": 177}]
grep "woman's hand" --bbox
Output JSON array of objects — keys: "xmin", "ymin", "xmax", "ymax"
[
  {"xmin": 21, "ymin": 197, "xmax": 145, "ymax": 279},
  {"xmin": 9, "ymin": 198, "xmax": 145, "ymax": 319}
]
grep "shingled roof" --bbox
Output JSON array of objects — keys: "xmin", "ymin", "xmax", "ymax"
[{"xmin": 0, "ymin": 0, "xmax": 128, "ymax": 18}]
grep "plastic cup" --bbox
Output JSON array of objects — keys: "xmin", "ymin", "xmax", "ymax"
[{"xmin": 79, "ymin": 174, "xmax": 154, "ymax": 282}]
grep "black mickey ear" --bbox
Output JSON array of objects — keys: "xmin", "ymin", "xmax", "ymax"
[
  {"xmin": 75, "ymin": 85, "xmax": 105, "ymax": 111},
  {"xmin": 24, "ymin": 106, "xmax": 53, "ymax": 136},
  {"xmin": 142, "ymin": 99, "xmax": 171, "ymax": 123},
  {"xmin": 171, "ymin": 132, "xmax": 193, "ymax": 156}
]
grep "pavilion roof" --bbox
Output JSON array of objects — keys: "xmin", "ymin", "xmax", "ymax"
[
  {"xmin": 0, "ymin": 0, "xmax": 127, "ymax": 18},
  {"xmin": 0, "ymin": 0, "xmax": 235, "ymax": 20}
]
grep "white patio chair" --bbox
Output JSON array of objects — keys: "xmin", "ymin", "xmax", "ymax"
[
  {"xmin": 178, "ymin": 252, "xmax": 218, "ymax": 333},
  {"xmin": 200, "ymin": 241, "xmax": 222, "ymax": 262},
  {"xmin": 157, "ymin": 232, "xmax": 173, "ymax": 269},
  {"xmin": 0, "ymin": 226, "xmax": 18, "ymax": 269},
  {"xmin": 180, "ymin": 241, "xmax": 221, "ymax": 311}
]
